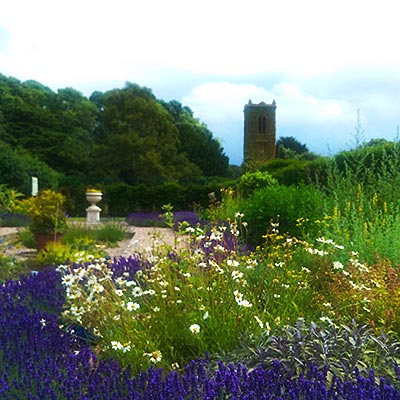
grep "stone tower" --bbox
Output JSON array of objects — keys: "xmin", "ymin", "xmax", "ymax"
[{"xmin": 243, "ymin": 99, "xmax": 276, "ymax": 165}]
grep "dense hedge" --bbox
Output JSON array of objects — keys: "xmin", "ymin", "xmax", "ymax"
[
  {"xmin": 60, "ymin": 179, "xmax": 237, "ymax": 217},
  {"xmin": 260, "ymin": 157, "xmax": 329, "ymax": 186}
]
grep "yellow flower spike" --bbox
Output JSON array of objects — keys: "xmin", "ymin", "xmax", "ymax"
[{"xmin": 372, "ymin": 192, "xmax": 378, "ymax": 208}]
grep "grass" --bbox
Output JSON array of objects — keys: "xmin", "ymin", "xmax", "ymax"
[{"xmin": 64, "ymin": 220, "xmax": 129, "ymax": 246}]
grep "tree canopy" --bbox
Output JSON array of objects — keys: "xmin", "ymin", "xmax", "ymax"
[
  {"xmin": 276, "ymin": 136, "xmax": 314, "ymax": 159},
  {"xmin": 0, "ymin": 75, "xmax": 230, "ymax": 189},
  {"xmin": 161, "ymin": 99, "xmax": 229, "ymax": 177}
]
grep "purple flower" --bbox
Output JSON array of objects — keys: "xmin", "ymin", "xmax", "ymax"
[{"xmin": 1, "ymin": 266, "xmax": 400, "ymax": 398}]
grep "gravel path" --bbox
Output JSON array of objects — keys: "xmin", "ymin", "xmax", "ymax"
[
  {"xmin": 105, "ymin": 225, "xmax": 178, "ymax": 258},
  {"xmin": 0, "ymin": 225, "xmax": 179, "ymax": 260}
]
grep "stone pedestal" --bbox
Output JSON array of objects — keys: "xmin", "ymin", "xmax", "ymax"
[{"xmin": 86, "ymin": 192, "xmax": 102, "ymax": 224}]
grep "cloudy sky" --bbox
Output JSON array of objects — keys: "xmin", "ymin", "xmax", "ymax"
[{"xmin": 1, "ymin": 0, "xmax": 399, "ymax": 165}]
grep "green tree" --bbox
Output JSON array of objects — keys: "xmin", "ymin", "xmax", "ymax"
[
  {"xmin": 0, "ymin": 140, "xmax": 59, "ymax": 194},
  {"xmin": 161, "ymin": 100, "xmax": 230, "ymax": 176},
  {"xmin": 276, "ymin": 136, "xmax": 313, "ymax": 159},
  {"xmin": 0, "ymin": 75, "xmax": 98, "ymax": 177},
  {"xmin": 91, "ymin": 83, "xmax": 200, "ymax": 185}
]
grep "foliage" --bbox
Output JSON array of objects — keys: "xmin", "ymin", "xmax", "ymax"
[
  {"xmin": 317, "ymin": 255, "xmax": 400, "ymax": 334},
  {"xmin": 91, "ymin": 222, "xmax": 127, "ymax": 245},
  {"xmin": 244, "ymin": 319, "xmax": 400, "ymax": 382},
  {"xmin": 276, "ymin": 136, "xmax": 312, "ymax": 159},
  {"xmin": 241, "ymin": 184, "xmax": 327, "ymax": 246},
  {"xmin": 36, "ymin": 222, "xmax": 128, "ymax": 266},
  {"xmin": 0, "ymin": 212, "xmax": 30, "ymax": 227},
  {"xmin": 2, "ymin": 267, "xmax": 400, "ymax": 398},
  {"xmin": 4, "ymin": 203, "xmax": 400, "ymax": 395},
  {"xmin": 322, "ymin": 144, "xmax": 400, "ymax": 264},
  {"xmin": 237, "ymin": 170, "xmax": 278, "ymax": 198},
  {"xmin": 125, "ymin": 211, "xmax": 163, "ymax": 227},
  {"xmin": 254, "ymin": 221, "xmax": 400, "ymax": 335},
  {"xmin": 324, "ymin": 187, "xmax": 400, "ymax": 264},
  {"xmin": 5, "ymin": 134, "xmax": 400, "ymax": 396},
  {"xmin": 57, "ymin": 218, "xmax": 268, "ymax": 373},
  {"xmin": 3, "ymin": 219, "xmax": 400, "ymax": 396},
  {"xmin": 161, "ymin": 99, "xmax": 230, "ymax": 177},
  {"xmin": 84, "ymin": 180, "xmax": 232, "ymax": 217},
  {"xmin": 0, "ymin": 184, "xmax": 23, "ymax": 213},
  {"xmin": 18, "ymin": 228, "xmax": 36, "ymax": 248},
  {"xmin": 0, "ymin": 184, "xmax": 28, "ymax": 227},
  {"xmin": 0, "ymin": 76, "xmax": 97, "ymax": 178},
  {"xmin": 201, "ymin": 189, "xmax": 241, "ymax": 223},
  {"xmin": 0, "ymin": 139, "xmax": 60, "ymax": 195},
  {"xmin": 63, "ymin": 222, "xmax": 127, "ymax": 247},
  {"xmin": 0, "ymin": 74, "xmax": 231, "ymax": 194},
  {"xmin": 56, "ymin": 217, "xmax": 385, "ymax": 375},
  {"xmin": 37, "ymin": 241, "xmax": 107, "ymax": 267},
  {"xmin": 329, "ymin": 141, "xmax": 400, "ymax": 205},
  {"xmin": 260, "ymin": 157, "xmax": 328, "ymax": 186},
  {"xmin": 90, "ymin": 83, "xmax": 201, "ymax": 185},
  {"xmin": 13, "ymin": 190, "xmax": 67, "ymax": 234}
]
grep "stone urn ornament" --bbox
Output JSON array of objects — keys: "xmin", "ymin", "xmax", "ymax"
[{"xmin": 86, "ymin": 189, "xmax": 102, "ymax": 224}]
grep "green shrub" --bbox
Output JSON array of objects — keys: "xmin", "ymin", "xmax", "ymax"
[
  {"xmin": 37, "ymin": 242, "xmax": 107, "ymax": 266},
  {"xmin": 273, "ymin": 160, "xmax": 309, "ymax": 185},
  {"xmin": 62, "ymin": 224, "xmax": 93, "ymax": 244},
  {"xmin": 93, "ymin": 222, "xmax": 127, "ymax": 245},
  {"xmin": 0, "ymin": 184, "xmax": 24, "ymax": 214},
  {"xmin": 240, "ymin": 319, "xmax": 400, "ymax": 382},
  {"xmin": 331, "ymin": 141, "xmax": 400, "ymax": 205},
  {"xmin": 237, "ymin": 171, "xmax": 277, "ymax": 198},
  {"xmin": 63, "ymin": 222, "xmax": 127, "ymax": 247},
  {"xmin": 260, "ymin": 157, "xmax": 329, "ymax": 187},
  {"xmin": 18, "ymin": 229, "xmax": 36, "ymax": 248},
  {"xmin": 242, "ymin": 184, "xmax": 327, "ymax": 246},
  {"xmin": 321, "ymin": 145, "xmax": 400, "ymax": 264}
]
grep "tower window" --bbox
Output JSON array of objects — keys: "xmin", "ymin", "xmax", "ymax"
[{"xmin": 258, "ymin": 116, "xmax": 266, "ymax": 133}]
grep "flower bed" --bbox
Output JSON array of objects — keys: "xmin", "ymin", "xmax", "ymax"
[
  {"xmin": 1, "ymin": 266, "xmax": 400, "ymax": 399},
  {"xmin": 2, "ymin": 217, "xmax": 400, "ymax": 398}
]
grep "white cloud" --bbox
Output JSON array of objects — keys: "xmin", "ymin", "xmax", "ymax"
[
  {"xmin": 271, "ymin": 82, "xmax": 354, "ymax": 125},
  {"xmin": 183, "ymin": 82, "xmax": 273, "ymax": 123}
]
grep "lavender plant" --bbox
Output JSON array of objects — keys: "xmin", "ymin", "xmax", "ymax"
[
  {"xmin": 1, "ymin": 251, "xmax": 400, "ymax": 397},
  {"xmin": 126, "ymin": 210, "xmax": 201, "ymax": 229}
]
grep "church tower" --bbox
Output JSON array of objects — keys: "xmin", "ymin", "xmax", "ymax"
[{"xmin": 243, "ymin": 100, "xmax": 276, "ymax": 165}]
